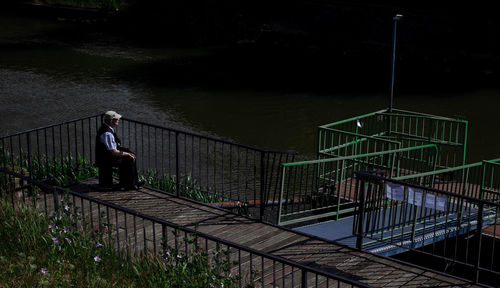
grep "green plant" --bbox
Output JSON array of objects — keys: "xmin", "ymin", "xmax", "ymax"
[
  {"xmin": 139, "ymin": 171, "xmax": 223, "ymax": 203},
  {"xmin": 31, "ymin": 154, "xmax": 98, "ymax": 186},
  {"xmin": 0, "ymin": 192, "xmax": 255, "ymax": 287}
]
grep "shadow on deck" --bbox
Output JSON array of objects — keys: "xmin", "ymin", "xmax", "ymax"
[{"xmin": 66, "ymin": 177, "xmax": 480, "ymax": 288}]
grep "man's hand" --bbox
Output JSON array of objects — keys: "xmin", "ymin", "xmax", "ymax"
[
  {"xmin": 124, "ymin": 151, "xmax": 136, "ymax": 161},
  {"xmin": 111, "ymin": 149, "xmax": 136, "ymax": 161}
]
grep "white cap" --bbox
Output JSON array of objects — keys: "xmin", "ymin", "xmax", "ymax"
[{"xmin": 104, "ymin": 111, "xmax": 122, "ymax": 121}]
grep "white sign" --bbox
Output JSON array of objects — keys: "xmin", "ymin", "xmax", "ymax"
[
  {"xmin": 425, "ymin": 193, "xmax": 436, "ymax": 209},
  {"xmin": 424, "ymin": 194, "xmax": 447, "ymax": 211},
  {"xmin": 435, "ymin": 195, "xmax": 447, "ymax": 211},
  {"xmin": 408, "ymin": 187, "xmax": 423, "ymax": 206},
  {"xmin": 386, "ymin": 183, "xmax": 405, "ymax": 201}
]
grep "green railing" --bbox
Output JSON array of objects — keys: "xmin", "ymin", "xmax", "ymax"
[
  {"xmin": 318, "ymin": 128, "xmax": 401, "ymax": 159},
  {"xmin": 395, "ymin": 158, "xmax": 500, "ymax": 202},
  {"xmin": 277, "ymin": 144, "xmax": 438, "ymax": 226},
  {"xmin": 319, "ymin": 109, "xmax": 468, "ymax": 168},
  {"xmin": 353, "ymin": 171, "xmax": 500, "ymax": 285},
  {"xmin": 482, "ymin": 160, "xmax": 500, "ymax": 202}
]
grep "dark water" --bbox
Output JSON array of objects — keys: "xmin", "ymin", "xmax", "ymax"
[{"xmin": 0, "ymin": 12, "xmax": 499, "ymax": 162}]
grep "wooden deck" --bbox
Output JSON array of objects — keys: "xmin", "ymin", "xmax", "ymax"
[{"xmin": 68, "ymin": 178, "xmax": 481, "ymax": 288}]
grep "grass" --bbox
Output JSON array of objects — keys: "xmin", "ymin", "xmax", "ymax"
[
  {"xmin": 0, "ymin": 146, "xmax": 256, "ymax": 286},
  {"xmin": 0, "ymin": 149, "xmax": 258, "ymax": 286},
  {"xmin": 1, "ymin": 148, "xmax": 255, "ymax": 219},
  {"xmin": 1, "ymin": 150, "xmax": 222, "ymax": 201},
  {"xmin": 0, "ymin": 193, "xmax": 254, "ymax": 287},
  {"xmin": 140, "ymin": 172, "xmax": 223, "ymax": 203}
]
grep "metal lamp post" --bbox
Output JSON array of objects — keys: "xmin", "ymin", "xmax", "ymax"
[{"xmin": 389, "ymin": 14, "xmax": 403, "ymax": 113}]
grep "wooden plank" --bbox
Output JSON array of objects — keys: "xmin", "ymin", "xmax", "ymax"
[{"xmin": 65, "ymin": 179, "xmax": 482, "ymax": 288}]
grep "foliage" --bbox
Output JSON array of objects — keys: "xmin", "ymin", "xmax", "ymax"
[
  {"xmin": 31, "ymin": 154, "xmax": 98, "ymax": 186},
  {"xmin": 1, "ymin": 146, "xmax": 228, "ymax": 206},
  {"xmin": 140, "ymin": 172, "xmax": 223, "ymax": 203},
  {"xmin": 0, "ymin": 148, "xmax": 97, "ymax": 187},
  {"xmin": 0, "ymin": 193, "xmax": 253, "ymax": 287}
]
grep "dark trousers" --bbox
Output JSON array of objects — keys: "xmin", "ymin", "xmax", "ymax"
[
  {"xmin": 98, "ymin": 147, "xmax": 139, "ymax": 188},
  {"xmin": 115, "ymin": 147, "xmax": 139, "ymax": 188},
  {"xmin": 112, "ymin": 155, "xmax": 139, "ymax": 188}
]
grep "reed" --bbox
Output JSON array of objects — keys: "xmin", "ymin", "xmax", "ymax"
[{"xmin": 1, "ymin": 147, "xmax": 223, "ymax": 204}]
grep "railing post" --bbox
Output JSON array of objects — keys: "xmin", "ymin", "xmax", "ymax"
[
  {"xmin": 53, "ymin": 187, "xmax": 59, "ymax": 212},
  {"xmin": 356, "ymin": 178, "xmax": 366, "ymax": 250},
  {"xmin": 175, "ymin": 131, "xmax": 180, "ymax": 197},
  {"xmin": 26, "ymin": 132, "xmax": 33, "ymax": 179},
  {"xmin": 27, "ymin": 132, "xmax": 34, "ymax": 197},
  {"xmin": 260, "ymin": 151, "xmax": 265, "ymax": 222},
  {"xmin": 162, "ymin": 224, "xmax": 167, "ymax": 256},
  {"xmin": 474, "ymin": 202, "xmax": 484, "ymax": 284},
  {"xmin": 301, "ymin": 269, "xmax": 307, "ymax": 288},
  {"xmin": 277, "ymin": 165, "xmax": 286, "ymax": 225}
]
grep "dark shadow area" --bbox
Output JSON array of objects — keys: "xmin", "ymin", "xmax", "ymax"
[
  {"xmin": 4, "ymin": 1, "xmax": 500, "ymax": 95},
  {"xmin": 111, "ymin": 45, "xmax": 393, "ymax": 94},
  {"xmin": 392, "ymin": 233, "xmax": 500, "ymax": 287}
]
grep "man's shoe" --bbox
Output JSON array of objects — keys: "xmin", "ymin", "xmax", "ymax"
[{"xmin": 120, "ymin": 181, "xmax": 144, "ymax": 191}]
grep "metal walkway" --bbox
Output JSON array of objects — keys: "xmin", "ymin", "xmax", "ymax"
[{"xmin": 69, "ymin": 178, "xmax": 480, "ymax": 288}]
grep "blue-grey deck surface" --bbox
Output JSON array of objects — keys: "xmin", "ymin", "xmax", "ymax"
[
  {"xmin": 295, "ymin": 207, "xmax": 493, "ymax": 257},
  {"xmin": 73, "ymin": 179, "xmax": 480, "ymax": 288}
]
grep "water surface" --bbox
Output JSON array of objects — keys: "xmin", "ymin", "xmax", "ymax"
[{"xmin": 1, "ymin": 13, "xmax": 498, "ymax": 162}]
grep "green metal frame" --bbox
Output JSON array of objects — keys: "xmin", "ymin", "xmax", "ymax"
[
  {"xmin": 395, "ymin": 158, "xmax": 500, "ymax": 202},
  {"xmin": 355, "ymin": 161, "xmax": 500, "ymax": 251},
  {"xmin": 318, "ymin": 108, "xmax": 468, "ymax": 168},
  {"xmin": 352, "ymin": 158, "xmax": 500, "ymax": 251},
  {"xmin": 278, "ymin": 108, "xmax": 471, "ymax": 226},
  {"xmin": 277, "ymin": 144, "xmax": 438, "ymax": 226}
]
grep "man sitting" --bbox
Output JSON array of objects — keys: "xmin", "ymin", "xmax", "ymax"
[{"xmin": 95, "ymin": 111, "xmax": 143, "ymax": 190}]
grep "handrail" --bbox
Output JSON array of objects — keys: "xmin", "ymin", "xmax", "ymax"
[
  {"xmin": 394, "ymin": 158, "xmax": 500, "ymax": 181},
  {"xmin": 319, "ymin": 110, "xmax": 384, "ymax": 128},
  {"xmin": 121, "ymin": 117, "xmax": 297, "ymax": 155},
  {"xmin": 354, "ymin": 170, "xmax": 500, "ymax": 285},
  {"xmin": 285, "ymin": 144, "xmax": 438, "ymax": 167},
  {"xmin": 377, "ymin": 111, "xmax": 469, "ymax": 123},
  {"xmin": 0, "ymin": 114, "xmax": 298, "ymax": 223},
  {"xmin": 319, "ymin": 108, "xmax": 467, "ymax": 130},
  {"xmin": 356, "ymin": 170, "xmax": 500, "ymax": 206},
  {"xmin": 0, "ymin": 114, "xmax": 297, "ymax": 156},
  {"xmin": 277, "ymin": 143, "xmax": 438, "ymax": 225},
  {"xmin": 319, "ymin": 127, "xmax": 395, "ymax": 140},
  {"xmin": 0, "ymin": 167, "xmax": 372, "ymax": 288},
  {"xmin": 0, "ymin": 113, "xmax": 102, "ymax": 139}
]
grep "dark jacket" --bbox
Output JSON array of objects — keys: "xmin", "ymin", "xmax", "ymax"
[{"xmin": 95, "ymin": 124, "xmax": 121, "ymax": 167}]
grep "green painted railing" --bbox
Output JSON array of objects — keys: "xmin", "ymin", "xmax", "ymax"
[
  {"xmin": 318, "ymin": 128, "xmax": 401, "ymax": 159},
  {"xmin": 353, "ymin": 171, "xmax": 500, "ymax": 285},
  {"xmin": 319, "ymin": 108, "xmax": 468, "ymax": 169},
  {"xmin": 395, "ymin": 158, "xmax": 500, "ymax": 202},
  {"xmin": 277, "ymin": 144, "xmax": 438, "ymax": 226}
]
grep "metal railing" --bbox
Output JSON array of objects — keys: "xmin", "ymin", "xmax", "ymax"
[
  {"xmin": 319, "ymin": 109, "xmax": 468, "ymax": 168},
  {"xmin": 277, "ymin": 144, "xmax": 438, "ymax": 226},
  {"xmin": 394, "ymin": 159, "xmax": 500, "ymax": 202},
  {"xmin": 0, "ymin": 168, "xmax": 371, "ymax": 288},
  {"xmin": 0, "ymin": 114, "xmax": 297, "ymax": 222},
  {"xmin": 318, "ymin": 128, "xmax": 401, "ymax": 159},
  {"xmin": 353, "ymin": 171, "xmax": 500, "ymax": 286}
]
